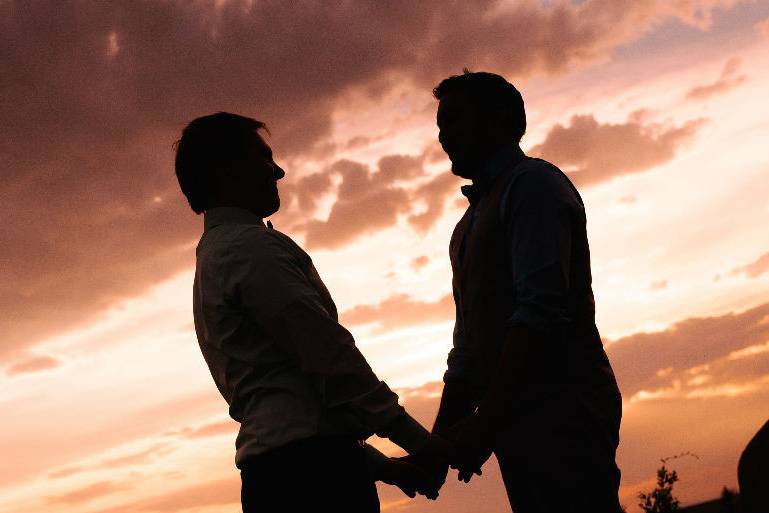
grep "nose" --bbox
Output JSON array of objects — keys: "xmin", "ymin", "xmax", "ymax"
[{"xmin": 273, "ymin": 163, "xmax": 286, "ymax": 180}]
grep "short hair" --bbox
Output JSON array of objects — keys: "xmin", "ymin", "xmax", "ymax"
[
  {"xmin": 174, "ymin": 112, "xmax": 266, "ymax": 214},
  {"xmin": 433, "ymin": 69, "xmax": 526, "ymax": 142}
]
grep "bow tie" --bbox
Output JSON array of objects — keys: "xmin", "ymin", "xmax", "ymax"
[{"xmin": 461, "ymin": 184, "xmax": 480, "ymax": 206}]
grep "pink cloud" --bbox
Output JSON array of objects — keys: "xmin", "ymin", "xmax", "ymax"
[
  {"xmin": 410, "ymin": 255, "xmax": 430, "ymax": 271},
  {"xmin": 6, "ymin": 354, "xmax": 60, "ymax": 376},
  {"xmin": 47, "ymin": 480, "xmax": 129, "ymax": 505},
  {"xmin": 531, "ymin": 113, "xmax": 706, "ymax": 187},
  {"xmin": 729, "ymin": 251, "xmax": 769, "ymax": 279},
  {"xmin": 341, "ymin": 293, "xmax": 453, "ymax": 334},
  {"xmin": 168, "ymin": 419, "xmax": 238, "ymax": 439},
  {"xmin": 685, "ymin": 57, "xmax": 747, "ymax": 100}
]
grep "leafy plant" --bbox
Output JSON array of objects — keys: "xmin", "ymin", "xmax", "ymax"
[{"xmin": 638, "ymin": 465, "xmax": 680, "ymax": 513}]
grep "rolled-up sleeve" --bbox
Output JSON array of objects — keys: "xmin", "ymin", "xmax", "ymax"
[
  {"xmin": 227, "ymin": 230, "xmax": 429, "ymax": 453},
  {"xmin": 443, "ymin": 286, "xmax": 473, "ymax": 384},
  {"xmin": 504, "ymin": 167, "xmax": 577, "ymax": 330}
]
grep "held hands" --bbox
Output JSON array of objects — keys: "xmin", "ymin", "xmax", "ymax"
[
  {"xmin": 382, "ymin": 421, "xmax": 493, "ymax": 500},
  {"xmin": 378, "ymin": 455, "xmax": 439, "ymax": 499},
  {"xmin": 440, "ymin": 414, "xmax": 495, "ymax": 483}
]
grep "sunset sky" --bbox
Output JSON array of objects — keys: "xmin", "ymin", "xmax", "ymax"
[{"xmin": 3, "ymin": 1, "xmax": 769, "ymax": 512}]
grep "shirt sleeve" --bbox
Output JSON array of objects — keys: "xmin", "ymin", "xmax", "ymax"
[
  {"xmin": 226, "ymin": 229, "xmax": 430, "ymax": 453},
  {"xmin": 503, "ymin": 166, "xmax": 577, "ymax": 330},
  {"xmin": 443, "ymin": 286, "xmax": 473, "ymax": 384}
]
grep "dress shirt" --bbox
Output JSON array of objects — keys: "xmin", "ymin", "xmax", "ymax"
[
  {"xmin": 193, "ymin": 207, "xmax": 429, "ymax": 466},
  {"xmin": 445, "ymin": 144, "xmax": 584, "ymax": 384}
]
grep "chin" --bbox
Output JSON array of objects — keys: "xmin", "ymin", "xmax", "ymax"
[
  {"xmin": 263, "ymin": 197, "xmax": 280, "ymax": 218},
  {"xmin": 451, "ymin": 161, "xmax": 474, "ymax": 179}
]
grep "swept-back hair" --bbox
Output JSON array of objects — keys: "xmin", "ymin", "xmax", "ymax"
[
  {"xmin": 174, "ymin": 112, "xmax": 266, "ymax": 214},
  {"xmin": 433, "ymin": 69, "xmax": 526, "ymax": 142}
]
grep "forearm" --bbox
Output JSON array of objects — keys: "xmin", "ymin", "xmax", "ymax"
[
  {"xmin": 432, "ymin": 381, "xmax": 476, "ymax": 434},
  {"xmin": 362, "ymin": 442, "xmax": 390, "ymax": 480},
  {"xmin": 474, "ymin": 325, "xmax": 539, "ymax": 432}
]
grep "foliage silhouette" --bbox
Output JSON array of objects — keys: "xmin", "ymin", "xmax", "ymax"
[{"xmin": 638, "ymin": 465, "xmax": 680, "ymax": 513}]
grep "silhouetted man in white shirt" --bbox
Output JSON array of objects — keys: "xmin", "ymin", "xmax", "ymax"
[{"xmin": 174, "ymin": 112, "xmax": 449, "ymax": 512}]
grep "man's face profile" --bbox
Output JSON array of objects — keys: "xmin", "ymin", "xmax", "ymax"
[
  {"xmin": 437, "ymin": 91, "xmax": 484, "ymax": 179},
  {"xmin": 231, "ymin": 131, "xmax": 285, "ymax": 218}
]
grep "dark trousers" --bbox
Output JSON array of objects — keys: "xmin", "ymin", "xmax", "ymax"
[
  {"xmin": 493, "ymin": 385, "xmax": 623, "ymax": 513},
  {"xmin": 240, "ymin": 436, "xmax": 379, "ymax": 513}
]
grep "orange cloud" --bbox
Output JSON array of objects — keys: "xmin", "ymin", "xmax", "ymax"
[
  {"xmin": 607, "ymin": 301, "xmax": 769, "ymax": 397},
  {"xmin": 531, "ymin": 113, "xmax": 706, "ymax": 187},
  {"xmin": 410, "ymin": 255, "xmax": 430, "ymax": 271},
  {"xmin": 341, "ymin": 293, "xmax": 453, "ymax": 334},
  {"xmin": 729, "ymin": 251, "xmax": 769, "ymax": 279},
  {"xmin": 756, "ymin": 16, "xmax": 769, "ymax": 36},
  {"xmin": 49, "ymin": 444, "xmax": 176, "ymax": 480},
  {"xmin": 47, "ymin": 480, "xmax": 129, "ymax": 505},
  {"xmin": 685, "ymin": 57, "xmax": 747, "ymax": 100},
  {"xmin": 168, "ymin": 419, "xmax": 238, "ymax": 439},
  {"xmin": 6, "ymin": 354, "xmax": 60, "ymax": 376},
  {"xmin": 90, "ymin": 478, "xmax": 239, "ymax": 513}
]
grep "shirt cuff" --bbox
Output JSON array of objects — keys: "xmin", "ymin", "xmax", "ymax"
[
  {"xmin": 506, "ymin": 302, "xmax": 569, "ymax": 331},
  {"xmin": 383, "ymin": 412, "xmax": 431, "ymax": 455}
]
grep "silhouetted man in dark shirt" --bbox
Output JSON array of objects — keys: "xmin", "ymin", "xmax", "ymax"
[
  {"xmin": 739, "ymin": 418, "xmax": 769, "ymax": 513},
  {"xmin": 429, "ymin": 71, "xmax": 623, "ymax": 513}
]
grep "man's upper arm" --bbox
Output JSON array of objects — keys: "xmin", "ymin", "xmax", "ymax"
[
  {"xmin": 226, "ymin": 230, "xmax": 326, "ymax": 323},
  {"xmin": 444, "ymin": 285, "xmax": 472, "ymax": 384},
  {"xmin": 504, "ymin": 166, "xmax": 576, "ymax": 329}
]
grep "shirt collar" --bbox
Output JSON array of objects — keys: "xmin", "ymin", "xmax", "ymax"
[
  {"xmin": 473, "ymin": 143, "xmax": 525, "ymax": 187},
  {"xmin": 461, "ymin": 143, "xmax": 525, "ymax": 205},
  {"xmin": 203, "ymin": 207, "xmax": 266, "ymax": 232}
]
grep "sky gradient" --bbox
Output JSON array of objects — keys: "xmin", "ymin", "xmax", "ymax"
[{"xmin": 3, "ymin": 1, "xmax": 769, "ymax": 511}]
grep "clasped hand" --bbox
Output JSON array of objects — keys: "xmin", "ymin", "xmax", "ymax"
[{"xmin": 385, "ymin": 416, "xmax": 494, "ymax": 500}]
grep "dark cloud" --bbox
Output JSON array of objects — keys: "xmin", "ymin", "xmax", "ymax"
[
  {"xmin": 607, "ymin": 301, "xmax": 769, "ymax": 398},
  {"xmin": 686, "ymin": 58, "xmax": 747, "ymax": 100},
  {"xmin": 729, "ymin": 251, "xmax": 769, "ymax": 279},
  {"xmin": 299, "ymin": 159, "xmax": 414, "ymax": 250},
  {"xmin": 6, "ymin": 354, "xmax": 60, "ymax": 376},
  {"xmin": 531, "ymin": 113, "xmax": 706, "ymax": 187},
  {"xmin": 295, "ymin": 152, "xmax": 460, "ymax": 249},
  {"xmin": 407, "ymin": 173, "xmax": 460, "ymax": 234},
  {"xmin": 1, "ymin": 0, "xmax": 743, "ymax": 358},
  {"xmin": 341, "ymin": 293, "xmax": 453, "ymax": 334}
]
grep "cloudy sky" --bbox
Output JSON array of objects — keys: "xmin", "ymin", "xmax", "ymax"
[{"xmin": 2, "ymin": 1, "xmax": 769, "ymax": 511}]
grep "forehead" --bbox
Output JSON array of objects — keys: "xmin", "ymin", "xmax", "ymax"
[
  {"xmin": 437, "ymin": 91, "xmax": 473, "ymax": 124},
  {"xmin": 249, "ymin": 130, "xmax": 271, "ymax": 155}
]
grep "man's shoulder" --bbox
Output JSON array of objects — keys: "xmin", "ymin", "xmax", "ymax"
[
  {"xmin": 199, "ymin": 224, "xmax": 306, "ymax": 264},
  {"xmin": 513, "ymin": 157, "xmax": 579, "ymax": 198}
]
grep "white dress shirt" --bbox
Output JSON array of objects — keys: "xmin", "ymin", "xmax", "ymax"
[{"xmin": 193, "ymin": 207, "xmax": 428, "ymax": 466}]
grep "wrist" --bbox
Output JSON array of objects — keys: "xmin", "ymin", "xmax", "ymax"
[{"xmin": 387, "ymin": 413, "xmax": 431, "ymax": 455}]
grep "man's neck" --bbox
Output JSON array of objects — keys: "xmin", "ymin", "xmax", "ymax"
[{"xmin": 471, "ymin": 142, "xmax": 524, "ymax": 188}]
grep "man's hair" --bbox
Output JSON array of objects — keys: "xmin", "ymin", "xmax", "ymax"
[
  {"xmin": 433, "ymin": 69, "xmax": 526, "ymax": 142},
  {"xmin": 174, "ymin": 112, "xmax": 266, "ymax": 214}
]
